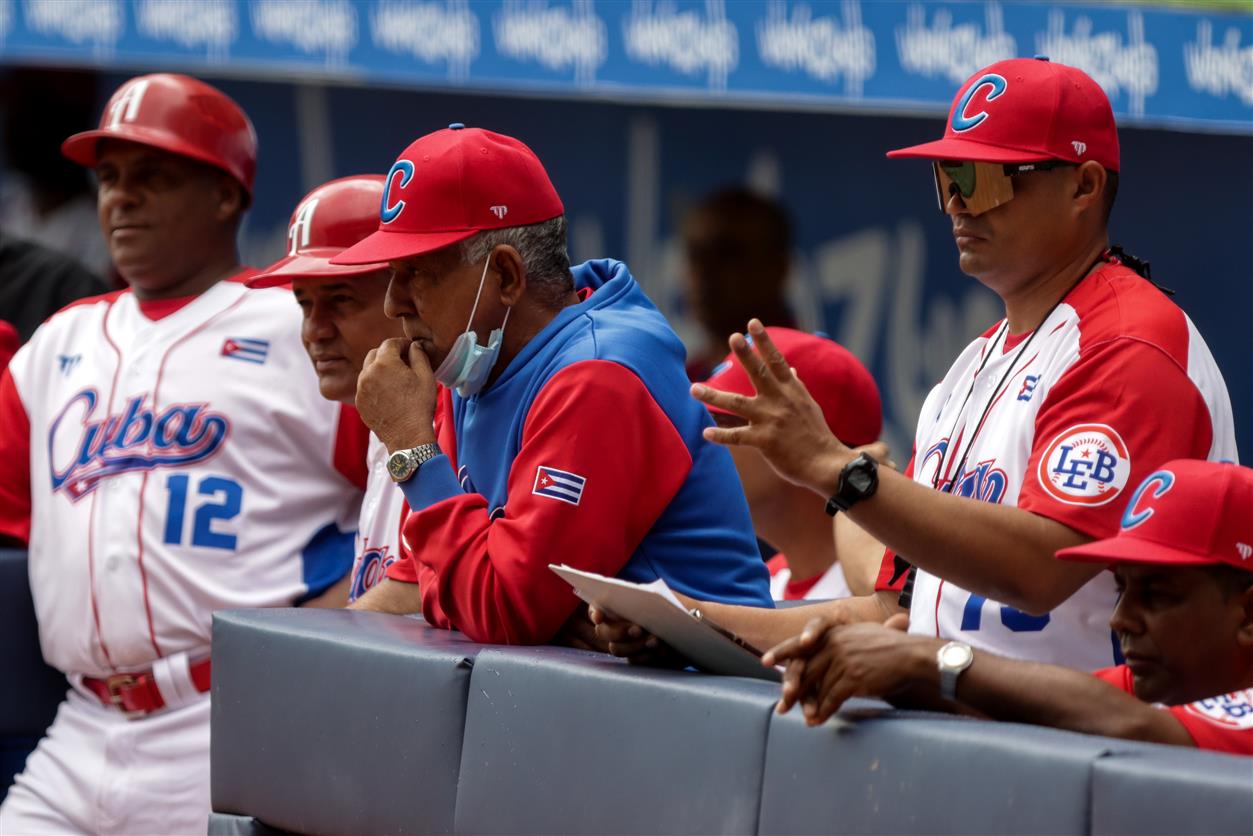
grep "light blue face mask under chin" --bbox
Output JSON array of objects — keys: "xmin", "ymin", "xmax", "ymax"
[{"xmin": 433, "ymin": 256, "xmax": 512, "ymax": 397}]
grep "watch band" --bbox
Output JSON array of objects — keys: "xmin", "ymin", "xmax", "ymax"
[
  {"xmin": 937, "ymin": 641, "xmax": 974, "ymax": 701},
  {"xmin": 387, "ymin": 443, "xmax": 441, "ymax": 483}
]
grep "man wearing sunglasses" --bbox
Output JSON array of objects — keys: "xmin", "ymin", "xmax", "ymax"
[{"xmin": 599, "ymin": 58, "xmax": 1237, "ymax": 676}]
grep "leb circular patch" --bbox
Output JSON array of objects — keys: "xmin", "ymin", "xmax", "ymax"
[{"xmin": 1037, "ymin": 423, "xmax": 1131, "ymax": 506}]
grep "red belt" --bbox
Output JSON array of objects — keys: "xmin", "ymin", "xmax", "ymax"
[{"xmin": 83, "ymin": 658, "xmax": 212, "ymax": 717}]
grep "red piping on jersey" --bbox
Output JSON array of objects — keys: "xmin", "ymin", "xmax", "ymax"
[
  {"xmin": 88, "ymin": 298, "xmax": 127, "ymax": 670},
  {"xmin": 139, "ymin": 289, "xmax": 252, "ymax": 660},
  {"xmin": 134, "ymin": 469, "xmax": 162, "ymax": 659},
  {"xmin": 934, "ymin": 578, "xmax": 944, "ymax": 637},
  {"xmin": 939, "ymin": 426, "xmax": 967, "ymax": 487}
]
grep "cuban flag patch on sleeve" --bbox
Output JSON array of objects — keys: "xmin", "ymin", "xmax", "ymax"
[
  {"xmin": 221, "ymin": 337, "xmax": 270, "ymax": 364},
  {"xmin": 533, "ymin": 466, "xmax": 586, "ymax": 506}
]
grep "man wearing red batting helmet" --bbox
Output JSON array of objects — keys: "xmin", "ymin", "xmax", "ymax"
[
  {"xmin": 250, "ymin": 175, "xmax": 410, "ymax": 602},
  {"xmin": 0, "ymin": 74, "xmax": 367, "ymax": 834}
]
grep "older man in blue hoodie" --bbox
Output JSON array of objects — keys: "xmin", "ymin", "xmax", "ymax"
[{"xmin": 333, "ymin": 124, "xmax": 772, "ymax": 644}]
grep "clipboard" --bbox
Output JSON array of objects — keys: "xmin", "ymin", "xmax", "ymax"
[{"xmin": 549, "ymin": 564, "xmax": 781, "ymax": 682}]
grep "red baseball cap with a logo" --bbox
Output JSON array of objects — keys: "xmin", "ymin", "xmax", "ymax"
[
  {"xmin": 701, "ymin": 327, "xmax": 882, "ymax": 447},
  {"xmin": 887, "ymin": 57, "xmax": 1120, "ymax": 172},
  {"xmin": 1057, "ymin": 460, "xmax": 1253, "ymax": 571},
  {"xmin": 332, "ymin": 123, "xmax": 564, "ymax": 265},
  {"xmin": 249, "ymin": 175, "xmax": 387, "ymax": 288}
]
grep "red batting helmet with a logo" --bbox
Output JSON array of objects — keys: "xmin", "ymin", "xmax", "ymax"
[
  {"xmin": 62, "ymin": 73, "xmax": 258, "ymax": 198},
  {"xmin": 249, "ymin": 175, "xmax": 389, "ymax": 288}
]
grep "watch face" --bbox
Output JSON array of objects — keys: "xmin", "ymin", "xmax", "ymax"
[
  {"xmin": 940, "ymin": 643, "xmax": 974, "ymax": 669},
  {"xmin": 849, "ymin": 468, "xmax": 874, "ymax": 493},
  {"xmin": 386, "ymin": 451, "xmax": 413, "ymax": 481}
]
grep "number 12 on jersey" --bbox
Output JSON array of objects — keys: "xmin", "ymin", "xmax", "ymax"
[{"xmin": 163, "ymin": 473, "xmax": 243, "ymax": 550}]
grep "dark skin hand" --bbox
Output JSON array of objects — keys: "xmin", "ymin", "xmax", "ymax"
[
  {"xmin": 764, "ymin": 615, "xmax": 1196, "ymax": 746},
  {"xmin": 554, "ymin": 604, "xmax": 612, "ymax": 653},
  {"xmin": 764, "ymin": 613, "xmax": 947, "ymax": 724},
  {"xmin": 589, "ymin": 604, "xmax": 690, "ymax": 669}
]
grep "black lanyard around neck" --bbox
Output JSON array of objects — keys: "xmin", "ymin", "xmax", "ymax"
[{"xmin": 928, "ymin": 249, "xmax": 1121, "ymax": 495}]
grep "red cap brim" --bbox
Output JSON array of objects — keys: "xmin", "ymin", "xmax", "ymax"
[
  {"xmin": 331, "ymin": 227, "xmax": 479, "ymax": 265},
  {"xmin": 886, "ymin": 136, "xmax": 1056, "ymax": 164},
  {"xmin": 1056, "ymin": 536, "xmax": 1220, "ymax": 568},
  {"xmin": 62, "ymin": 127, "xmax": 253, "ymax": 197},
  {"xmin": 248, "ymin": 249, "xmax": 388, "ymax": 288}
]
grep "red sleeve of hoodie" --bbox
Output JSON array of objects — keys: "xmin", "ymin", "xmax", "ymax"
[{"xmin": 404, "ymin": 360, "xmax": 692, "ymax": 645}]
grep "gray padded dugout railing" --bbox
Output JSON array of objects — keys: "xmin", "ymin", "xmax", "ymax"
[{"xmin": 209, "ymin": 609, "xmax": 1253, "ymax": 836}]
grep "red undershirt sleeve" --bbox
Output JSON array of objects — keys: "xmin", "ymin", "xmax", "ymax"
[
  {"xmin": 0, "ymin": 368, "xmax": 32, "ymax": 545},
  {"xmin": 331, "ymin": 404, "xmax": 370, "ymax": 491},
  {"xmin": 875, "ymin": 453, "xmax": 915, "ymax": 593},
  {"xmin": 402, "ymin": 360, "xmax": 693, "ymax": 645}
]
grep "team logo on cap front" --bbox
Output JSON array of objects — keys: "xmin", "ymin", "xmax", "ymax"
[
  {"xmin": 952, "ymin": 73, "xmax": 1007, "ymax": 133},
  {"xmin": 1120, "ymin": 469, "xmax": 1174, "ymax": 530},
  {"xmin": 1038, "ymin": 423, "xmax": 1131, "ymax": 506},
  {"xmin": 106, "ymin": 78, "xmax": 150, "ymax": 128},
  {"xmin": 288, "ymin": 197, "xmax": 320, "ymax": 255},
  {"xmin": 380, "ymin": 159, "xmax": 415, "ymax": 224}
]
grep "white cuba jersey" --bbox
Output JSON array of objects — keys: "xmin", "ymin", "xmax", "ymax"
[
  {"xmin": 900, "ymin": 262, "xmax": 1236, "ymax": 670},
  {"xmin": 2, "ymin": 276, "xmax": 365, "ymax": 677},
  {"xmin": 347, "ymin": 433, "xmax": 406, "ymax": 602}
]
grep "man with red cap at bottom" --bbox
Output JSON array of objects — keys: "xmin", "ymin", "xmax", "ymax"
[
  {"xmin": 599, "ymin": 57, "xmax": 1237, "ymax": 673},
  {"xmin": 335, "ymin": 123, "xmax": 773, "ymax": 640},
  {"xmin": 249, "ymin": 175, "xmax": 410, "ymax": 602},
  {"xmin": 765, "ymin": 459, "xmax": 1253, "ymax": 756},
  {"xmin": 700, "ymin": 327, "xmax": 885, "ymax": 601},
  {"xmin": 0, "ymin": 75, "xmax": 366, "ymax": 834}
]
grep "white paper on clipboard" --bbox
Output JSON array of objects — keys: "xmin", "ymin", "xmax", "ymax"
[{"xmin": 549, "ymin": 564, "xmax": 781, "ymax": 682}]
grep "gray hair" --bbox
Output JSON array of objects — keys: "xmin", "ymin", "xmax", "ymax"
[{"xmin": 459, "ymin": 215, "xmax": 574, "ymax": 309}]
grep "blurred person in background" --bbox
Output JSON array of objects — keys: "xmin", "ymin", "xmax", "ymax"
[
  {"xmin": 249, "ymin": 174, "xmax": 410, "ymax": 604},
  {"xmin": 0, "ymin": 68, "xmax": 111, "ymax": 277},
  {"xmin": 0, "ymin": 230, "xmax": 105, "ymax": 343},
  {"xmin": 681, "ymin": 187, "xmax": 795, "ymax": 380},
  {"xmin": 766, "ymin": 459, "xmax": 1253, "ymax": 757}
]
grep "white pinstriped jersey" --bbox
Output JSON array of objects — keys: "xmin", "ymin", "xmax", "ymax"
[
  {"xmin": 900, "ymin": 263, "xmax": 1236, "ymax": 670},
  {"xmin": 0, "ymin": 275, "xmax": 365, "ymax": 677}
]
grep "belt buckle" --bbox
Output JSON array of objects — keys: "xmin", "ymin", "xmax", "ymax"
[{"xmin": 104, "ymin": 673, "xmax": 146, "ymax": 719}]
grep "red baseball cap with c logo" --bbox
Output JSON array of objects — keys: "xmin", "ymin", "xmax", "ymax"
[
  {"xmin": 332, "ymin": 123, "xmax": 564, "ymax": 265},
  {"xmin": 1057, "ymin": 460, "xmax": 1253, "ymax": 570},
  {"xmin": 887, "ymin": 57, "xmax": 1120, "ymax": 172}
]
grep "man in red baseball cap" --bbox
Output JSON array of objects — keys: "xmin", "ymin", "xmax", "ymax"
[
  {"xmin": 335, "ymin": 124, "xmax": 773, "ymax": 640},
  {"xmin": 249, "ymin": 175, "xmax": 409, "ymax": 604},
  {"xmin": 701, "ymin": 328, "xmax": 885, "ymax": 602},
  {"xmin": 606, "ymin": 58, "xmax": 1236, "ymax": 675},
  {"xmin": 764, "ymin": 460, "xmax": 1253, "ymax": 755},
  {"xmin": 0, "ymin": 75, "xmax": 368, "ymax": 834}
]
